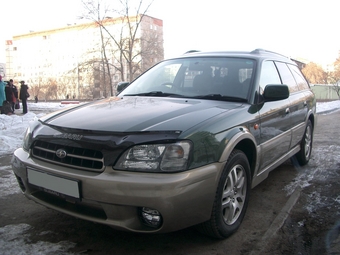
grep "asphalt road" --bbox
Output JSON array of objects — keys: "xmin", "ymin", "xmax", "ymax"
[{"xmin": 0, "ymin": 109, "xmax": 339, "ymax": 254}]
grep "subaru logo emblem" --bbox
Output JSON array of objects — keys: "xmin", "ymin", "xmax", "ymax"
[{"xmin": 56, "ymin": 149, "xmax": 67, "ymax": 159}]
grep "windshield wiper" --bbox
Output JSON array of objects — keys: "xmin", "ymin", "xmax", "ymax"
[
  {"xmin": 123, "ymin": 91, "xmax": 185, "ymax": 97},
  {"xmin": 192, "ymin": 94, "xmax": 248, "ymax": 102}
]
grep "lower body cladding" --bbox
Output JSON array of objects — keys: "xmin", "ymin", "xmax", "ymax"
[{"xmin": 11, "ymin": 148, "xmax": 221, "ymax": 233}]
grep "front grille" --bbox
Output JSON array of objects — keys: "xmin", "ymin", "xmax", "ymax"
[{"xmin": 32, "ymin": 140, "xmax": 104, "ymax": 172}]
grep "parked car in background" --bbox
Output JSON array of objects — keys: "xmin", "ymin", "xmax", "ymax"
[{"xmin": 12, "ymin": 49, "xmax": 316, "ymax": 239}]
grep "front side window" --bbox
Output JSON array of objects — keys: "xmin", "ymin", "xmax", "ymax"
[
  {"xmin": 120, "ymin": 57, "xmax": 255, "ymax": 100},
  {"xmin": 259, "ymin": 61, "xmax": 281, "ymax": 93}
]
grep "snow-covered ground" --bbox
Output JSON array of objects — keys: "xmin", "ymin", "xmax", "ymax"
[{"xmin": 0, "ymin": 100, "xmax": 340, "ymax": 254}]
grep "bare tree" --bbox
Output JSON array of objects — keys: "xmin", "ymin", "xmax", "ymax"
[
  {"xmin": 28, "ymin": 83, "xmax": 41, "ymax": 101},
  {"xmin": 79, "ymin": 0, "xmax": 162, "ymax": 93},
  {"xmin": 328, "ymin": 52, "xmax": 340, "ymax": 98},
  {"xmin": 301, "ymin": 62, "xmax": 328, "ymax": 84},
  {"xmin": 45, "ymin": 79, "xmax": 59, "ymax": 100},
  {"xmin": 332, "ymin": 51, "xmax": 340, "ymax": 82},
  {"xmin": 66, "ymin": 59, "xmax": 96, "ymax": 99},
  {"xmin": 79, "ymin": 1, "xmax": 113, "ymax": 96}
]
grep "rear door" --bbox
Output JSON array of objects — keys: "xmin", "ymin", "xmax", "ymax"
[
  {"xmin": 275, "ymin": 62, "xmax": 309, "ymax": 149},
  {"xmin": 287, "ymin": 64, "xmax": 314, "ymax": 148}
]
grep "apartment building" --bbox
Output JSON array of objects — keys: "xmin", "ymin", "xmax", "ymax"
[{"xmin": 5, "ymin": 15, "xmax": 164, "ymax": 99}]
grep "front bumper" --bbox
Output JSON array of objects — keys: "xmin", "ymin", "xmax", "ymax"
[{"xmin": 12, "ymin": 148, "xmax": 222, "ymax": 233}]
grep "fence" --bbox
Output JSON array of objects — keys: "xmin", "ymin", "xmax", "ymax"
[{"xmin": 311, "ymin": 84, "xmax": 339, "ymax": 101}]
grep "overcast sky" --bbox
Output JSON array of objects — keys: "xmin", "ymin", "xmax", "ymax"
[{"xmin": 1, "ymin": 0, "xmax": 339, "ymax": 67}]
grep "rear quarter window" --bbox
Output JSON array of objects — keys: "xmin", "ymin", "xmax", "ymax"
[{"xmin": 288, "ymin": 64, "xmax": 309, "ymax": 90}]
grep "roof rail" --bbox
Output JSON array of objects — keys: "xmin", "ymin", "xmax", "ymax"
[
  {"xmin": 251, "ymin": 48, "xmax": 289, "ymax": 58},
  {"xmin": 183, "ymin": 50, "xmax": 200, "ymax": 54}
]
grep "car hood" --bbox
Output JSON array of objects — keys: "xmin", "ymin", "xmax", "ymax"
[{"xmin": 41, "ymin": 96, "xmax": 244, "ymax": 132}]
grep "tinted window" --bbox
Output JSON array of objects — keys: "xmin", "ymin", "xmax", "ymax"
[
  {"xmin": 275, "ymin": 62, "xmax": 299, "ymax": 93},
  {"xmin": 259, "ymin": 61, "xmax": 281, "ymax": 93},
  {"xmin": 288, "ymin": 64, "xmax": 309, "ymax": 90}
]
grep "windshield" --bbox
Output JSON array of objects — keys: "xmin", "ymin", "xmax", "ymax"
[{"xmin": 120, "ymin": 57, "xmax": 255, "ymax": 101}]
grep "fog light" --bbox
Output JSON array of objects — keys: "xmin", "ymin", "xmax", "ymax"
[{"xmin": 139, "ymin": 207, "xmax": 162, "ymax": 228}]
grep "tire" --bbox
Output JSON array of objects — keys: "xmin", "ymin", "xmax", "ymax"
[
  {"xmin": 295, "ymin": 120, "xmax": 313, "ymax": 166},
  {"xmin": 197, "ymin": 149, "xmax": 251, "ymax": 239}
]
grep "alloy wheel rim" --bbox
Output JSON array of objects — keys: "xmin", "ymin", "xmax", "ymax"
[
  {"xmin": 221, "ymin": 164, "xmax": 246, "ymax": 225},
  {"xmin": 304, "ymin": 125, "xmax": 312, "ymax": 158}
]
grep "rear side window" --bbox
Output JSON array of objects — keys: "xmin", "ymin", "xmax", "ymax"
[
  {"xmin": 288, "ymin": 64, "xmax": 309, "ymax": 90},
  {"xmin": 275, "ymin": 62, "xmax": 299, "ymax": 93},
  {"xmin": 259, "ymin": 61, "xmax": 281, "ymax": 93}
]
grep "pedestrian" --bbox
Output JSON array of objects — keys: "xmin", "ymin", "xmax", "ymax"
[
  {"xmin": 5, "ymin": 80, "xmax": 15, "ymax": 113},
  {"xmin": 34, "ymin": 95, "xmax": 38, "ymax": 103},
  {"xmin": 9, "ymin": 79, "xmax": 19, "ymax": 111},
  {"xmin": 19, "ymin": 80, "xmax": 29, "ymax": 114},
  {"xmin": 0, "ymin": 75, "xmax": 6, "ymax": 114}
]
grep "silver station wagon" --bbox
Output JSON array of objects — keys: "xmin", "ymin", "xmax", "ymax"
[{"xmin": 12, "ymin": 49, "xmax": 316, "ymax": 239}]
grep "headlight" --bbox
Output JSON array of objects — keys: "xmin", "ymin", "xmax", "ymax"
[
  {"xmin": 115, "ymin": 141, "xmax": 192, "ymax": 172},
  {"xmin": 22, "ymin": 118, "xmax": 40, "ymax": 152},
  {"xmin": 22, "ymin": 126, "xmax": 33, "ymax": 152}
]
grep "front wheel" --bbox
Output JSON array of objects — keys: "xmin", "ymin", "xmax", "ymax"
[{"xmin": 197, "ymin": 150, "xmax": 251, "ymax": 239}]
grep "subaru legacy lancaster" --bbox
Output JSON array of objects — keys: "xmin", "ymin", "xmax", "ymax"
[{"xmin": 12, "ymin": 49, "xmax": 316, "ymax": 239}]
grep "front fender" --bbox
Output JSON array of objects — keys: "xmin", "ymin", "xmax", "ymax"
[
  {"xmin": 219, "ymin": 127, "xmax": 258, "ymax": 163},
  {"xmin": 187, "ymin": 126, "xmax": 258, "ymax": 178}
]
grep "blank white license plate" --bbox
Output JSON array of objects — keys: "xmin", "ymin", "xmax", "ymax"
[{"xmin": 27, "ymin": 168, "xmax": 80, "ymax": 199}]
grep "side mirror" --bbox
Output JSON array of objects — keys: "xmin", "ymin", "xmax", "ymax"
[
  {"xmin": 263, "ymin": 84, "xmax": 289, "ymax": 101},
  {"xmin": 116, "ymin": 82, "xmax": 130, "ymax": 94}
]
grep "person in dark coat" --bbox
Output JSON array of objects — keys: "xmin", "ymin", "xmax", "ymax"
[
  {"xmin": 7, "ymin": 79, "xmax": 18, "ymax": 112},
  {"xmin": 5, "ymin": 81, "xmax": 15, "ymax": 114},
  {"xmin": 10, "ymin": 79, "xmax": 19, "ymax": 111},
  {"xmin": 19, "ymin": 81, "xmax": 29, "ymax": 114}
]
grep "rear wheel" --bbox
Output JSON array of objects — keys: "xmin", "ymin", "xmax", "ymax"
[
  {"xmin": 197, "ymin": 149, "xmax": 251, "ymax": 239},
  {"xmin": 295, "ymin": 120, "xmax": 313, "ymax": 166}
]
